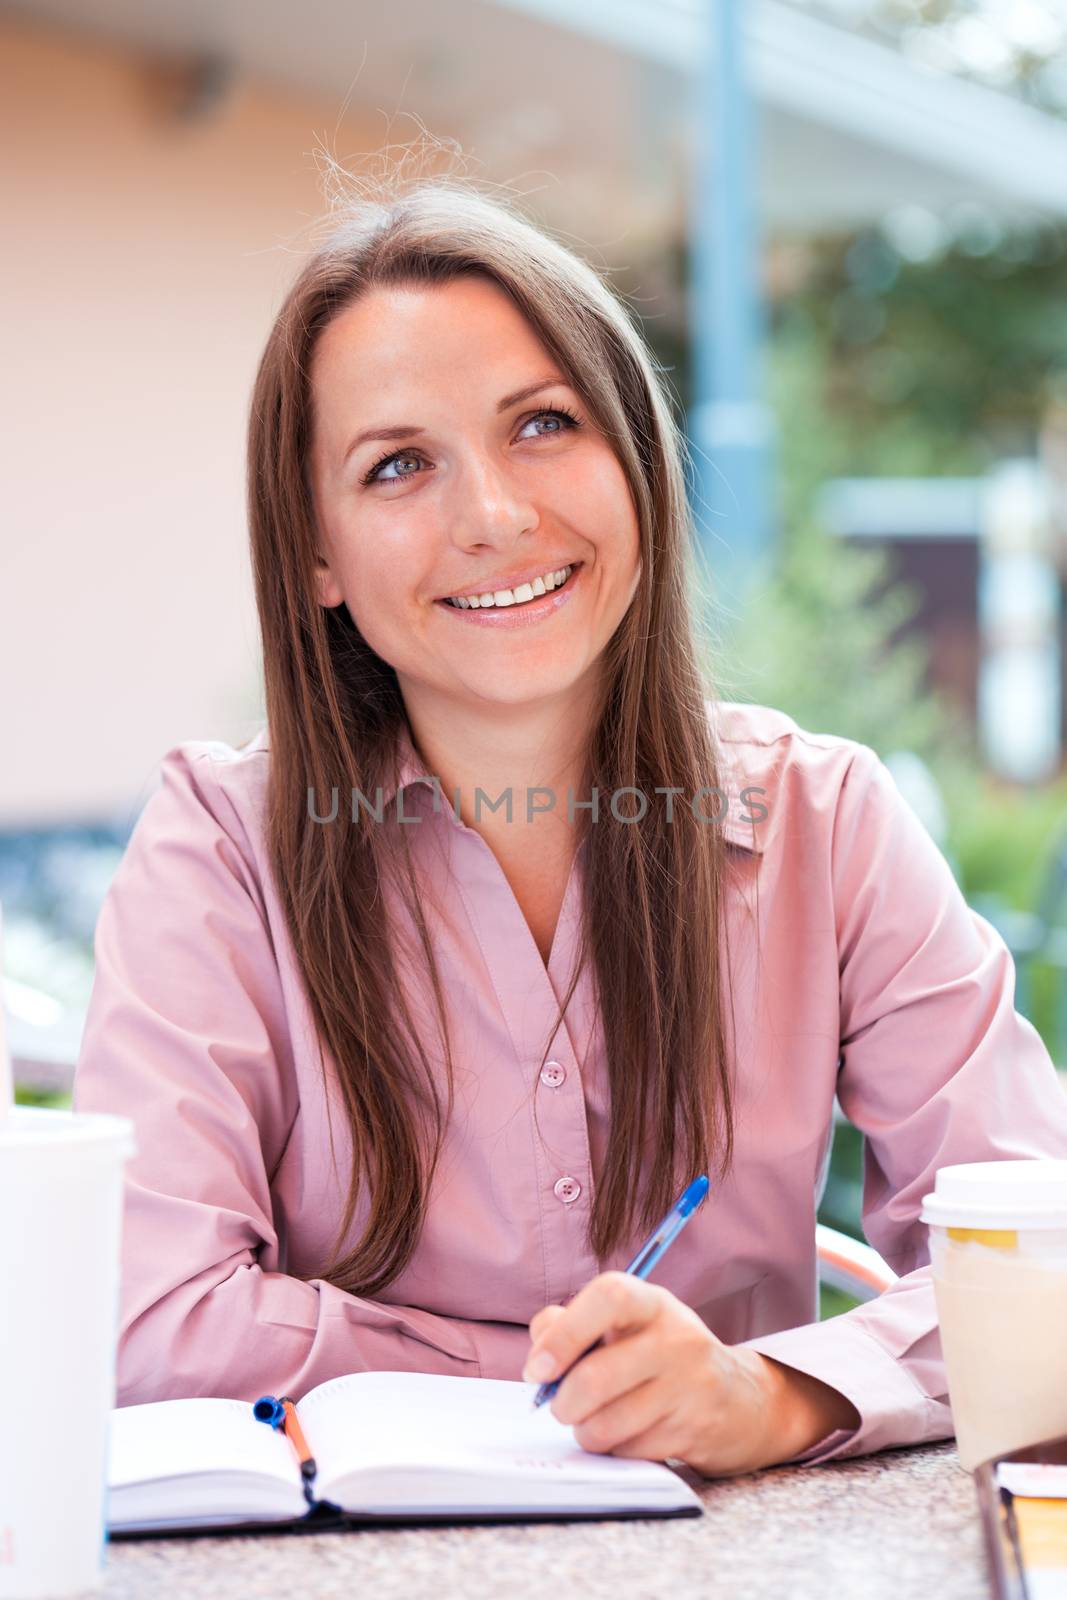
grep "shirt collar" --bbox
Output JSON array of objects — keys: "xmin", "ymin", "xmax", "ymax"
[
  {"xmin": 376, "ymin": 720, "xmax": 439, "ymax": 810},
  {"xmin": 379, "ymin": 721, "xmax": 767, "ymax": 854}
]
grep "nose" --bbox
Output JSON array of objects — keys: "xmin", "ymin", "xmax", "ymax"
[{"xmin": 447, "ymin": 445, "xmax": 539, "ymax": 552}]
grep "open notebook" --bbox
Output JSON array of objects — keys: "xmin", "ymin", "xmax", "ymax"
[{"xmin": 107, "ymin": 1371, "xmax": 704, "ymax": 1537}]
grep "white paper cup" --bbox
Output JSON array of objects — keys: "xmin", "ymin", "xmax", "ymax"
[
  {"xmin": 921, "ymin": 1159, "xmax": 1067, "ymax": 1472},
  {"xmin": 0, "ymin": 1107, "xmax": 136, "ymax": 1598}
]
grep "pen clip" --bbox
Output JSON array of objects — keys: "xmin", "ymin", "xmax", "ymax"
[
  {"xmin": 625, "ymin": 1212, "xmax": 686, "ymax": 1278},
  {"xmin": 623, "ymin": 1175, "xmax": 710, "ymax": 1278}
]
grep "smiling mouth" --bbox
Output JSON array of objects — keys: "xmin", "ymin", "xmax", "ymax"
[{"xmin": 438, "ymin": 563, "xmax": 582, "ymax": 611}]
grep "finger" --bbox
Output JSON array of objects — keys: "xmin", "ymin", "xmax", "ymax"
[
  {"xmin": 604, "ymin": 1410, "xmax": 686, "ymax": 1464},
  {"xmin": 527, "ymin": 1304, "xmax": 567, "ymax": 1343},
  {"xmin": 567, "ymin": 1376, "xmax": 669, "ymax": 1458},
  {"xmin": 523, "ymin": 1273, "xmax": 663, "ymax": 1385},
  {"xmin": 549, "ymin": 1328, "xmax": 662, "ymax": 1428}
]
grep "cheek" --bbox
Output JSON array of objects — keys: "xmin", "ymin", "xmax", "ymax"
[
  {"xmin": 335, "ymin": 522, "xmax": 437, "ymax": 665},
  {"xmin": 584, "ymin": 460, "xmax": 641, "ymax": 562},
  {"xmin": 337, "ymin": 514, "xmax": 426, "ymax": 607},
  {"xmin": 346, "ymin": 565, "xmax": 411, "ymax": 646},
  {"xmin": 607, "ymin": 496, "xmax": 642, "ymax": 584}
]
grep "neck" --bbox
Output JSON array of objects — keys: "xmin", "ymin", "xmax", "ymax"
[{"xmin": 399, "ymin": 678, "xmax": 602, "ymax": 842}]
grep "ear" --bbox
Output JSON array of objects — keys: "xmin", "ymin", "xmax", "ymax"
[{"xmin": 314, "ymin": 557, "xmax": 345, "ymax": 610}]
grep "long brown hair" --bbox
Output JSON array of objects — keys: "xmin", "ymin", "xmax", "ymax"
[{"xmin": 246, "ymin": 172, "xmax": 737, "ymax": 1298}]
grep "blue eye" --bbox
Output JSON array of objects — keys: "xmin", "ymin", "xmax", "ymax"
[
  {"xmin": 360, "ymin": 406, "xmax": 583, "ymax": 487},
  {"xmin": 520, "ymin": 405, "xmax": 582, "ymax": 437},
  {"xmin": 362, "ymin": 451, "xmax": 421, "ymax": 486}
]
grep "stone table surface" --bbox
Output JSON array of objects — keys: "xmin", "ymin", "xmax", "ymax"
[{"xmin": 99, "ymin": 1440, "xmax": 992, "ymax": 1600}]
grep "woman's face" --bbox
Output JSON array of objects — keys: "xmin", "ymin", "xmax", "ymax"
[{"xmin": 307, "ymin": 274, "xmax": 642, "ymax": 718}]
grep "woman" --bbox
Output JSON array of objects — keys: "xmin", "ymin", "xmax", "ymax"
[{"xmin": 73, "ymin": 178, "xmax": 1067, "ymax": 1478}]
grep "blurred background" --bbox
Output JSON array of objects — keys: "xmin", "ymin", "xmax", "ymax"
[{"xmin": 4, "ymin": 0, "xmax": 1067, "ymax": 1312}]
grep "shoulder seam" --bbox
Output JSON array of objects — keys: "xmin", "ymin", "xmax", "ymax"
[
  {"xmin": 717, "ymin": 724, "xmax": 863, "ymax": 754},
  {"xmin": 181, "ymin": 739, "xmax": 269, "ymax": 773},
  {"xmin": 712, "ymin": 700, "xmax": 863, "ymax": 755}
]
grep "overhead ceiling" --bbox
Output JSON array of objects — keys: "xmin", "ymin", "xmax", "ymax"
[{"xmin": 8, "ymin": 0, "xmax": 1067, "ymax": 242}]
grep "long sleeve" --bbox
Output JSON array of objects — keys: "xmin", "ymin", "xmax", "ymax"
[
  {"xmin": 740, "ymin": 742, "xmax": 1067, "ymax": 1464},
  {"xmin": 72, "ymin": 745, "xmax": 484, "ymax": 1407}
]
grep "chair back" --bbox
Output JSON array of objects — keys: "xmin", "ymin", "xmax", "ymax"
[{"xmin": 816, "ymin": 1222, "xmax": 898, "ymax": 1303}]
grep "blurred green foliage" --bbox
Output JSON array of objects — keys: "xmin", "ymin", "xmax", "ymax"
[
  {"xmin": 717, "ymin": 519, "xmax": 965, "ymax": 768},
  {"xmin": 944, "ymin": 771, "xmax": 1067, "ymax": 911},
  {"xmin": 819, "ymin": 1283, "xmax": 861, "ymax": 1320},
  {"xmin": 773, "ymin": 224, "xmax": 1067, "ymax": 473},
  {"xmin": 14, "ymin": 1086, "xmax": 72, "ymax": 1109}
]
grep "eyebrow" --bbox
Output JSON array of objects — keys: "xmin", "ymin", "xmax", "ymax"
[{"xmin": 340, "ymin": 375, "xmax": 572, "ymax": 466}]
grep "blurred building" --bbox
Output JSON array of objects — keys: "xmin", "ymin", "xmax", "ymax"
[{"xmin": 819, "ymin": 460, "xmax": 1066, "ymax": 782}]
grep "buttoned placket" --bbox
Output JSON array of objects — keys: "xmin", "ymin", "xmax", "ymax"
[{"xmin": 413, "ymin": 785, "xmax": 600, "ymax": 1308}]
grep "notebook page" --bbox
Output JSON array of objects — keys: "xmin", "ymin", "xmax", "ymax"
[
  {"xmin": 297, "ymin": 1372, "xmax": 694, "ymax": 1506},
  {"xmin": 109, "ymin": 1397, "xmax": 303, "ymax": 1494}
]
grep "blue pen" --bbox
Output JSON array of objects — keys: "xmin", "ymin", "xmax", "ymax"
[{"xmin": 530, "ymin": 1174, "xmax": 710, "ymax": 1410}]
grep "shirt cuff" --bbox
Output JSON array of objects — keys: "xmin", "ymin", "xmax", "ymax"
[
  {"xmin": 788, "ymin": 1426, "xmax": 860, "ymax": 1466},
  {"xmin": 740, "ymin": 1313, "xmax": 941, "ymax": 1465}
]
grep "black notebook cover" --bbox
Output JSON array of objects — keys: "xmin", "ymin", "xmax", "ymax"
[{"xmin": 108, "ymin": 1499, "xmax": 704, "ymax": 1541}]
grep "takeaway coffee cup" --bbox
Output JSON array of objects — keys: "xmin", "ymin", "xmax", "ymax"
[
  {"xmin": 921, "ymin": 1159, "xmax": 1067, "ymax": 1472},
  {"xmin": 0, "ymin": 1106, "xmax": 136, "ymax": 1598}
]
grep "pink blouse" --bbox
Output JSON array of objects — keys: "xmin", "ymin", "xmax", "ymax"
[{"xmin": 72, "ymin": 701, "xmax": 1067, "ymax": 1465}]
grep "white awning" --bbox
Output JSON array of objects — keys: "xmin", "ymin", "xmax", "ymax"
[{"xmin": 10, "ymin": 0, "xmax": 1067, "ymax": 233}]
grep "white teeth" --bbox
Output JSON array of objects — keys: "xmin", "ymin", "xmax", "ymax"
[{"xmin": 446, "ymin": 564, "xmax": 574, "ymax": 609}]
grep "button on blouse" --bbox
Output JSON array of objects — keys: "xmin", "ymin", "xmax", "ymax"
[{"xmin": 553, "ymin": 1177, "xmax": 582, "ymax": 1205}]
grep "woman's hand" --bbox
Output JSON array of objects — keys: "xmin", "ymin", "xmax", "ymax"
[{"xmin": 522, "ymin": 1272, "xmax": 860, "ymax": 1478}]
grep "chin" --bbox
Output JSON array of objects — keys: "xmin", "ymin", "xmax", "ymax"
[{"xmin": 463, "ymin": 668, "xmax": 584, "ymax": 704}]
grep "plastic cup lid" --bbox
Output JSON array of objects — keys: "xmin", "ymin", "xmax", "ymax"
[
  {"xmin": 920, "ymin": 1159, "xmax": 1067, "ymax": 1230},
  {"xmin": 0, "ymin": 1104, "xmax": 137, "ymax": 1158}
]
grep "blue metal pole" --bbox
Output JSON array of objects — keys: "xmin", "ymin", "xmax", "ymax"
[{"xmin": 689, "ymin": 0, "xmax": 776, "ymax": 611}]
